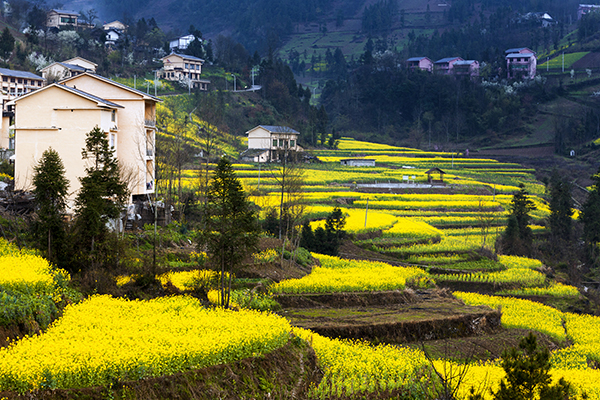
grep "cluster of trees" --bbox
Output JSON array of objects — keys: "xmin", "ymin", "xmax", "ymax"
[
  {"xmin": 501, "ymin": 168, "xmax": 600, "ymax": 274},
  {"xmin": 32, "ymin": 127, "xmax": 129, "ymax": 272},
  {"xmin": 100, "ymin": 0, "xmax": 336, "ymax": 53},
  {"xmin": 362, "ymin": 0, "xmax": 398, "ymax": 35},
  {"xmin": 300, "ymin": 208, "xmax": 346, "ymax": 256}
]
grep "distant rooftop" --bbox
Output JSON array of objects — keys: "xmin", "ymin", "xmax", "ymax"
[{"xmin": 0, "ymin": 68, "xmax": 44, "ymax": 79}]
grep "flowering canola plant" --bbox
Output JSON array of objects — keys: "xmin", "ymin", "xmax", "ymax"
[
  {"xmin": 0, "ymin": 295, "xmax": 292, "ymax": 392},
  {"xmin": 271, "ymin": 254, "xmax": 432, "ymax": 293}
]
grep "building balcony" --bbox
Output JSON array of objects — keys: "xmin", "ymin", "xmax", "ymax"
[{"xmin": 144, "ymin": 119, "xmax": 156, "ymax": 128}]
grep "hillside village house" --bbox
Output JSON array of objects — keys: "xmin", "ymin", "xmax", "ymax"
[
  {"xmin": 406, "ymin": 57, "xmax": 433, "ymax": 72},
  {"xmin": 505, "ymin": 47, "xmax": 536, "ymax": 79},
  {"xmin": 9, "ymin": 73, "xmax": 161, "ymax": 206},
  {"xmin": 453, "ymin": 60, "xmax": 480, "ymax": 79},
  {"xmin": 434, "ymin": 57, "xmax": 464, "ymax": 75},
  {"xmin": 169, "ymin": 35, "xmax": 196, "ymax": 51},
  {"xmin": 160, "ymin": 53, "xmax": 210, "ymax": 90},
  {"xmin": 0, "ymin": 68, "xmax": 45, "ymax": 150},
  {"xmin": 46, "ymin": 9, "xmax": 79, "ymax": 29},
  {"xmin": 103, "ymin": 20, "xmax": 127, "ymax": 31},
  {"xmin": 241, "ymin": 125, "xmax": 301, "ymax": 162},
  {"xmin": 578, "ymin": 4, "xmax": 600, "ymax": 19},
  {"xmin": 40, "ymin": 57, "xmax": 97, "ymax": 82}
]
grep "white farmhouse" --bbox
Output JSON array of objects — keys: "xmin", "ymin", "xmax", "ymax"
[{"xmin": 241, "ymin": 125, "xmax": 301, "ymax": 162}]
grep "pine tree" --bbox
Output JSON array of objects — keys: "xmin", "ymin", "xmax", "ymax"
[
  {"xmin": 502, "ymin": 184, "xmax": 536, "ymax": 255},
  {"xmin": 73, "ymin": 126, "xmax": 128, "ymax": 254},
  {"xmin": 548, "ymin": 171, "xmax": 574, "ymax": 247},
  {"xmin": 0, "ymin": 27, "xmax": 14, "ymax": 60},
  {"xmin": 197, "ymin": 157, "xmax": 260, "ymax": 308},
  {"xmin": 492, "ymin": 333, "xmax": 571, "ymax": 400},
  {"xmin": 32, "ymin": 148, "xmax": 69, "ymax": 264},
  {"xmin": 580, "ymin": 167, "xmax": 600, "ymax": 262}
]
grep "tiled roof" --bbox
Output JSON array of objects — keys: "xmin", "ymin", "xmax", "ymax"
[
  {"xmin": 259, "ymin": 125, "xmax": 300, "ymax": 134},
  {"xmin": 435, "ymin": 57, "xmax": 462, "ymax": 64},
  {"xmin": 169, "ymin": 52, "xmax": 205, "ymax": 62},
  {"xmin": 406, "ymin": 57, "xmax": 429, "ymax": 62},
  {"xmin": 0, "ymin": 68, "xmax": 43, "ymax": 80},
  {"xmin": 506, "ymin": 53, "xmax": 534, "ymax": 58}
]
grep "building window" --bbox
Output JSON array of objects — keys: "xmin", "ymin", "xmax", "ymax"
[
  {"xmin": 17, "ymin": 79, "xmax": 22, "ymax": 84},
  {"xmin": 273, "ymin": 139, "xmax": 277, "ymax": 147},
  {"xmin": 1, "ymin": 76, "xmax": 6, "ymax": 82},
  {"xmin": 111, "ymin": 110, "xmax": 115, "ymax": 122},
  {"xmin": 185, "ymin": 63, "xmax": 189, "ymax": 69},
  {"xmin": 110, "ymin": 134, "xmax": 115, "ymax": 148},
  {"xmin": 10, "ymin": 78, "xmax": 15, "ymax": 83},
  {"xmin": 290, "ymin": 140, "xmax": 295, "ymax": 147}
]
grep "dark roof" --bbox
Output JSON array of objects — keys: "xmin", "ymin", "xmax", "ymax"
[
  {"xmin": 50, "ymin": 9, "xmax": 79, "ymax": 15},
  {"xmin": 0, "ymin": 68, "xmax": 43, "ymax": 80},
  {"xmin": 259, "ymin": 125, "xmax": 300, "ymax": 134},
  {"xmin": 168, "ymin": 52, "xmax": 205, "ymax": 62},
  {"xmin": 406, "ymin": 57, "xmax": 430, "ymax": 62},
  {"xmin": 505, "ymin": 47, "xmax": 533, "ymax": 54},
  {"xmin": 506, "ymin": 53, "xmax": 534, "ymax": 58},
  {"xmin": 425, "ymin": 167, "xmax": 446, "ymax": 174},
  {"xmin": 435, "ymin": 57, "xmax": 462, "ymax": 64},
  {"xmin": 454, "ymin": 60, "xmax": 478, "ymax": 65},
  {"xmin": 59, "ymin": 62, "xmax": 88, "ymax": 72}
]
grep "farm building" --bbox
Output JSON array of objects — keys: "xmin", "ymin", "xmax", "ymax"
[
  {"xmin": 340, "ymin": 159, "xmax": 376, "ymax": 167},
  {"xmin": 406, "ymin": 57, "xmax": 433, "ymax": 72},
  {"xmin": 505, "ymin": 48, "xmax": 536, "ymax": 79},
  {"xmin": 245, "ymin": 125, "xmax": 302, "ymax": 162}
]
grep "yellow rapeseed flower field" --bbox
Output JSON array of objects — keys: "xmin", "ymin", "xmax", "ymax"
[
  {"xmin": 0, "ymin": 295, "xmax": 291, "ymax": 392},
  {"xmin": 271, "ymin": 254, "xmax": 432, "ymax": 293}
]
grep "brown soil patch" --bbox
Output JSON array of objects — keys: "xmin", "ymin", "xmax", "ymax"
[
  {"xmin": 572, "ymin": 52, "xmax": 600, "ymax": 69},
  {"xmin": 279, "ymin": 291, "xmax": 501, "ymax": 344},
  {"xmin": 0, "ymin": 338, "xmax": 322, "ymax": 400},
  {"xmin": 407, "ymin": 328, "xmax": 565, "ymax": 362}
]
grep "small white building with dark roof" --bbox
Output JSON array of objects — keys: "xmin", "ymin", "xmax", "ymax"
[
  {"xmin": 160, "ymin": 52, "xmax": 209, "ymax": 90},
  {"xmin": 243, "ymin": 125, "xmax": 302, "ymax": 162}
]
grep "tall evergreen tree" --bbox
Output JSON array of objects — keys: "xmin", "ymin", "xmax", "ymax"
[
  {"xmin": 73, "ymin": 126, "xmax": 128, "ymax": 254},
  {"xmin": 197, "ymin": 157, "xmax": 260, "ymax": 308},
  {"xmin": 580, "ymin": 167, "xmax": 600, "ymax": 262},
  {"xmin": 0, "ymin": 27, "xmax": 14, "ymax": 60},
  {"xmin": 502, "ymin": 184, "xmax": 536, "ymax": 255},
  {"xmin": 548, "ymin": 171, "xmax": 574, "ymax": 251},
  {"xmin": 32, "ymin": 148, "xmax": 69, "ymax": 264}
]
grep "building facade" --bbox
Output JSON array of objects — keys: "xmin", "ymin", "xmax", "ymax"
[
  {"xmin": 10, "ymin": 73, "xmax": 160, "ymax": 205},
  {"xmin": 46, "ymin": 9, "xmax": 79, "ymax": 28},
  {"xmin": 434, "ymin": 57, "xmax": 464, "ymax": 74},
  {"xmin": 245, "ymin": 125, "xmax": 301, "ymax": 162},
  {"xmin": 505, "ymin": 47, "xmax": 536, "ymax": 79},
  {"xmin": 406, "ymin": 57, "xmax": 433, "ymax": 72},
  {"xmin": 160, "ymin": 53, "xmax": 209, "ymax": 90}
]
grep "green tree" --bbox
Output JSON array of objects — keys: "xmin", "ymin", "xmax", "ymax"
[
  {"xmin": 0, "ymin": 27, "xmax": 15, "ymax": 60},
  {"xmin": 548, "ymin": 171, "xmax": 574, "ymax": 247},
  {"xmin": 492, "ymin": 332, "xmax": 571, "ymax": 400},
  {"xmin": 197, "ymin": 157, "xmax": 260, "ymax": 308},
  {"xmin": 73, "ymin": 126, "xmax": 128, "ymax": 254},
  {"xmin": 502, "ymin": 184, "xmax": 536, "ymax": 255},
  {"xmin": 32, "ymin": 148, "xmax": 69, "ymax": 264},
  {"xmin": 580, "ymin": 167, "xmax": 600, "ymax": 262}
]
